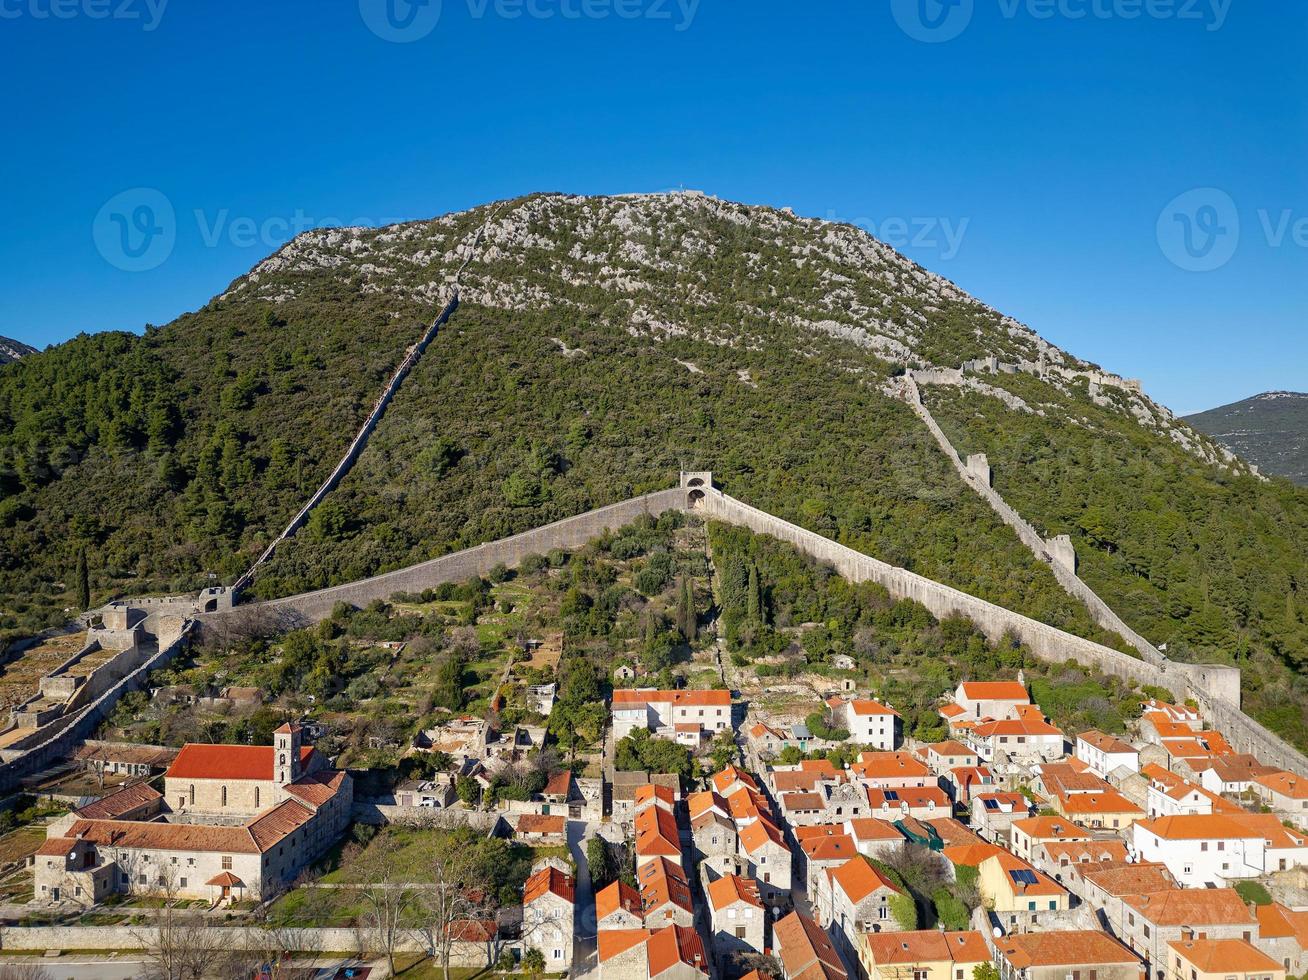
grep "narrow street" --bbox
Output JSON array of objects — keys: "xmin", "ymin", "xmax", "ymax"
[{"xmin": 567, "ymin": 819, "xmax": 598, "ymax": 980}]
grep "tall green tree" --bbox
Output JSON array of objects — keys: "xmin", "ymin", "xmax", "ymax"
[{"xmin": 75, "ymin": 547, "xmax": 90, "ymax": 610}]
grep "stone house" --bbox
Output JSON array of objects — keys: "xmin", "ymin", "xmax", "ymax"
[
  {"xmin": 965, "ymin": 712, "xmax": 1064, "ymax": 766},
  {"xmin": 738, "ymin": 817, "xmax": 791, "ymax": 901},
  {"xmin": 843, "ymin": 818, "xmax": 907, "ymax": 861},
  {"xmin": 953, "ymin": 680, "xmax": 1030, "ymax": 721},
  {"xmin": 748, "ymin": 722, "xmax": 788, "ymax": 758},
  {"xmin": 1166, "ymin": 939, "xmax": 1284, "ymax": 980},
  {"xmin": 596, "ymin": 880, "xmax": 645, "ymax": 930},
  {"xmin": 851, "ymin": 752, "xmax": 936, "ymax": 789},
  {"xmin": 865, "ymin": 786, "xmax": 952, "ymax": 821},
  {"xmin": 690, "ymin": 810, "xmax": 738, "ymax": 878},
  {"xmin": 523, "ymin": 865, "xmax": 575, "ymax": 972},
  {"xmin": 822, "ymin": 857, "xmax": 906, "ymax": 968},
  {"xmin": 994, "ymin": 930, "xmax": 1144, "ymax": 980},
  {"xmin": 1116, "ymin": 888, "xmax": 1259, "ymax": 980},
  {"xmin": 825, "ymin": 698, "xmax": 901, "ymax": 750},
  {"xmin": 707, "ymin": 874, "xmax": 765, "ymax": 962},
  {"xmin": 773, "ymin": 910, "xmax": 848, "ymax": 980},
  {"xmin": 516, "ymin": 814, "xmax": 568, "ymax": 846},
  {"xmin": 797, "ymin": 827, "xmax": 861, "ymax": 903},
  {"xmin": 597, "ymin": 924, "xmax": 709, "ymax": 980},
  {"xmin": 1252, "ymin": 772, "xmax": 1308, "ymax": 828},
  {"xmin": 1077, "ymin": 730, "xmax": 1141, "ymax": 778},
  {"xmin": 636, "ymin": 858, "xmax": 695, "ymax": 929},
  {"xmin": 969, "ymin": 792, "xmax": 1033, "ymax": 843},
  {"xmin": 73, "ymin": 741, "xmax": 178, "ymax": 781},
  {"xmin": 1254, "ymin": 904, "xmax": 1308, "ymax": 976},
  {"xmin": 1077, "ymin": 864, "xmax": 1177, "ymax": 938}
]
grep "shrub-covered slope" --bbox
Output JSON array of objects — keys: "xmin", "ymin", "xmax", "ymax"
[{"xmin": 1, "ymin": 192, "xmax": 1306, "ymax": 744}]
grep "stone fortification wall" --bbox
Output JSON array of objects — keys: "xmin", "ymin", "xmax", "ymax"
[
  {"xmin": 232, "ymin": 294, "xmax": 462, "ymax": 595},
  {"xmin": 207, "ymin": 488, "xmax": 689, "ymax": 627},
  {"xmin": 0, "ymin": 627, "xmax": 192, "ymax": 791},
  {"xmin": 902, "ymin": 372, "xmax": 1170, "ymax": 667}
]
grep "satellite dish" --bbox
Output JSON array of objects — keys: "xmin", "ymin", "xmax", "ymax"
[{"xmin": 992, "ymin": 927, "xmax": 1003, "ymax": 939}]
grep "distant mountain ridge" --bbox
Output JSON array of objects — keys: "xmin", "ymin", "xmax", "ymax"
[
  {"xmin": 1186, "ymin": 392, "xmax": 1308, "ymax": 486},
  {"xmin": 0, "ymin": 336, "xmax": 36, "ymax": 365}
]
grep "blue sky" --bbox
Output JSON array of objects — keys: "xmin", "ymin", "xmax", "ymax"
[{"xmin": 1, "ymin": 0, "xmax": 1303, "ymax": 415}]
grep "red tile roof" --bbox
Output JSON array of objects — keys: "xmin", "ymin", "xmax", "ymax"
[
  {"xmin": 830, "ymin": 856, "xmax": 902, "ymax": 903},
  {"xmin": 646, "ymin": 924, "xmax": 707, "ymax": 977},
  {"xmin": 524, "ymin": 865, "xmax": 575, "ymax": 905},
  {"xmin": 282, "ymin": 770, "xmax": 348, "ymax": 808},
  {"xmin": 73, "ymin": 782, "xmax": 162, "ymax": 821},
  {"xmin": 863, "ymin": 931, "xmax": 990, "ymax": 966},
  {"xmin": 613, "ymin": 689, "xmax": 730, "ymax": 707},
  {"xmin": 997, "ymin": 931, "xmax": 1140, "ymax": 969},
  {"xmin": 1168, "ymin": 939, "xmax": 1282, "ymax": 975},
  {"xmin": 739, "ymin": 816, "xmax": 786, "ymax": 854},
  {"xmin": 247, "ymin": 800, "xmax": 316, "ymax": 850},
  {"xmin": 959, "ymin": 681, "xmax": 1029, "ymax": 701},
  {"xmin": 517, "ymin": 814, "xmax": 567, "ymax": 836},
  {"xmin": 1123, "ymin": 889, "xmax": 1255, "ymax": 927},
  {"xmin": 166, "ymin": 743, "xmax": 315, "ymax": 781},
  {"xmin": 707, "ymin": 874, "xmax": 762, "ymax": 912},
  {"xmin": 596, "ymin": 880, "xmax": 643, "ymax": 923},
  {"xmin": 36, "ymin": 838, "xmax": 79, "ymax": 857},
  {"xmin": 773, "ymin": 911, "xmax": 848, "ymax": 980}
]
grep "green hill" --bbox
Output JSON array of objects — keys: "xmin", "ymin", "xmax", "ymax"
[
  {"xmin": 1186, "ymin": 392, "xmax": 1308, "ymax": 486},
  {"xmin": 1, "ymin": 192, "xmax": 1306, "ymax": 745}
]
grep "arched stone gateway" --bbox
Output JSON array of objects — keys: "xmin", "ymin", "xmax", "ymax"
[
  {"xmin": 687, "ymin": 477, "xmax": 705, "ymax": 487},
  {"xmin": 687, "ymin": 489, "xmax": 706, "ymax": 508}
]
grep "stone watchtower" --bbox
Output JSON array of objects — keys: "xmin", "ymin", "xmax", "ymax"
[
  {"xmin": 680, "ymin": 471, "xmax": 713, "ymax": 509},
  {"xmin": 274, "ymin": 722, "xmax": 303, "ymax": 788}
]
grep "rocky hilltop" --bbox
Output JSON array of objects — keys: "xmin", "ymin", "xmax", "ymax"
[
  {"xmin": 0, "ymin": 336, "xmax": 36, "ymax": 365},
  {"xmin": 1187, "ymin": 392, "xmax": 1308, "ymax": 486},
  {"xmin": 2, "ymin": 192, "xmax": 1306, "ymax": 745}
]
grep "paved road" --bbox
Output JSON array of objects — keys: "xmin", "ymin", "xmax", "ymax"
[{"xmin": 567, "ymin": 819, "xmax": 598, "ymax": 980}]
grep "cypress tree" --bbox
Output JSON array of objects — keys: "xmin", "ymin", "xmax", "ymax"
[
  {"xmin": 75, "ymin": 547, "xmax": 90, "ymax": 611},
  {"xmin": 746, "ymin": 563, "xmax": 761, "ymax": 625}
]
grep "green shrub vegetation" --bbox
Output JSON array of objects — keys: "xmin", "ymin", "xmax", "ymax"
[{"xmin": 3, "ymin": 194, "xmax": 1305, "ymax": 750}]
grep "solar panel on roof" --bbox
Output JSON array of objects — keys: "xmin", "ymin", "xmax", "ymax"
[
  {"xmin": 983, "ymin": 798, "xmax": 1000, "ymax": 811},
  {"xmin": 884, "ymin": 791, "xmax": 899, "ymax": 801},
  {"xmin": 1009, "ymin": 869, "xmax": 1038, "ymax": 885}
]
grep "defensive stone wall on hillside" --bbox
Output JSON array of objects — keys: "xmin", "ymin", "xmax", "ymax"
[
  {"xmin": 185, "ymin": 473, "xmax": 1301, "ymax": 776},
  {"xmin": 901, "ymin": 371, "xmax": 1170, "ymax": 667},
  {"xmin": 209, "ymin": 487, "xmax": 690, "ymax": 626}
]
